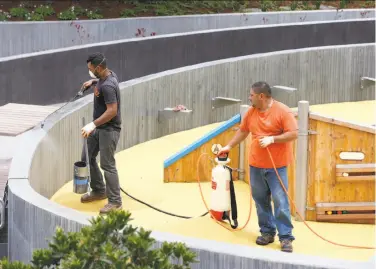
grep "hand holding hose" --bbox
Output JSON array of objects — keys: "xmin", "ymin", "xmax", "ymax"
[{"xmin": 259, "ymin": 136, "xmax": 274, "ymax": 148}]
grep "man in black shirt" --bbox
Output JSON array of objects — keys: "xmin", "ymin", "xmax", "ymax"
[{"xmin": 80, "ymin": 52, "xmax": 122, "ymax": 214}]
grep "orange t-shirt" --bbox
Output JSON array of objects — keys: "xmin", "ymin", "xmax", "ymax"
[{"xmin": 239, "ymin": 100, "xmax": 297, "ymax": 168}]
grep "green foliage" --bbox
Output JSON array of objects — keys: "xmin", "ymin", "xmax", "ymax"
[
  {"xmin": 290, "ymin": 0, "xmax": 299, "ymax": 10},
  {"xmin": 57, "ymin": 7, "xmax": 77, "ymax": 20},
  {"xmin": 121, "ymin": 9, "xmax": 137, "ymax": 18},
  {"xmin": 0, "ymin": 258, "xmax": 33, "ymax": 269},
  {"xmin": 86, "ymin": 9, "xmax": 104, "ymax": 20},
  {"xmin": 9, "ymin": 7, "xmax": 28, "ymax": 18},
  {"xmin": 1, "ymin": 210, "xmax": 198, "ymax": 269},
  {"xmin": 260, "ymin": 0, "xmax": 278, "ymax": 12},
  {"xmin": 314, "ymin": 0, "xmax": 323, "ymax": 9},
  {"xmin": 0, "ymin": 11, "xmax": 10, "ymax": 21},
  {"xmin": 340, "ymin": 0, "xmax": 349, "ymax": 9},
  {"xmin": 25, "ymin": 12, "xmax": 44, "ymax": 21},
  {"xmin": 34, "ymin": 4, "xmax": 55, "ymax": 17}
]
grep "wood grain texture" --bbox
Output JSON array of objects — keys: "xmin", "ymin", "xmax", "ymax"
[
  {"xmin": 163, "ymin": 124, "xmax": 240, "ymax": 183},
  {"xmin": 0, "ymin": 103, "xmax": 59, "ymax": 136},
  {"xmin": 306, "ymin": 118, "xmax": 376, "ymax": 222}
]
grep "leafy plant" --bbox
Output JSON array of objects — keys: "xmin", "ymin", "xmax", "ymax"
[
  {"xmin": 86, "ymin": 9, "xmax": 104, "ymax": 20},
  {"xmin": 1, "ymin": 210, "xmax": 198, "ymax": 268},
  {"xmin": 57, "ymin": 8, "xmax": 77, "ymax": 20},
  {"xmin": 314, "ymin": 0, "xmax": 323, "ymax": 9},
  {"xmin": 34, "ymin": 4, "xmax": 55, "ymax": 16},
  {"xmin": 120, "ymin": 9, "xmax": 137, "ymax": 17},
  {"xmin": 0, "ymin": 11, "xmax": 11, "ymax": 21},
  {"xmin": 25, "ymin": 12, "xmax": 44, "ymax": 21},
  {"xmin": 260, "ymin": 0, "xmax": 278, "ymax": 12},
  {"xmin": 340, "ymin": 0, "xmax": 349, "ymax": 9},
  {"xmin": 290, "ymin": 0, "xmax": 299, "ymax": 10},
  {"xmin": 9, "ymin": 7, "xmax": 28, "ymax": 18}
]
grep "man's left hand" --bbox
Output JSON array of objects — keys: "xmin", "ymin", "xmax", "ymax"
[
  {"xmin": 259, "ymin": 136, "xmax": 274, "ymax": 148},
  {"xmin": 82, "ymin": 122, "xmax": 96, "ymax": 138}
]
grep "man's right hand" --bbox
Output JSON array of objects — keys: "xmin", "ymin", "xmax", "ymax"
[
  {"xmin": 81, "ymin": 79, "xmax": 94, "ymax": 90},
  {"xmin": 217, "ymin": 145, "xmax": 232, "ymax": 156}
]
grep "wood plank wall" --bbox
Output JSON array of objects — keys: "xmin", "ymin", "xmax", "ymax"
[
  {"xmin": 305, "ymin": 118, "xmax": 375, "ymax": 221},
  {"xmin": 164, "ymin": 123, "xmax": 240, "ymax": 183}
]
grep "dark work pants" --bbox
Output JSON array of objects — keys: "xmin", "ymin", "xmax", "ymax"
[{"xmin": 82, "ymin": 128, "xmax": 122, "ymax": 205}]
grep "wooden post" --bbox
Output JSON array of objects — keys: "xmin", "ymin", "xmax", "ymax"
[
  {"xmin": 239, "ymin": 105, "xmax": 249, "ymax": 181},
  {"xmin": 295, "ymin": 100, "xmax": 309, "ymax": 221}
]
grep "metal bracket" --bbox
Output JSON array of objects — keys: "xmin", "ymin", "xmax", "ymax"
[
  {"xmin": 233, "ymin": 168, "xmax": 245, "ymax": 174},
  {"xmin": 360, "ymin": 77, "xmax": 375, "ymax": 89},
  {"xmin": 158, "ymin": 108, "xmax": 192, "ymax": 123},
  {"xmin": 298, "ymin": 130, "xmax": 318, "ymax": 135},
  {"xmin": 211, "ymin": 97, "xmax": 241, "ymax": 109}
]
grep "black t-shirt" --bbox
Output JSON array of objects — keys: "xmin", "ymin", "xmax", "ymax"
[{"xmin": 93, "ymin": 71, "xmax": 121, "ymax": 130}]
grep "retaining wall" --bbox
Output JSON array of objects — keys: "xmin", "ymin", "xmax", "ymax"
[
  {"xmin": 0, "ymin": 18, "xmax": 374, "ymax": 106},
  {"xmin": 0, "ymin": 9, "xmax": 374, "ymax": 58},
  {"xmin": 7, "ymin": 43, "xmax": 375, "ymax": 268}
]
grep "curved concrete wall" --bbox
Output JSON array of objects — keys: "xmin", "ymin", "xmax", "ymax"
[
  {"xmin": 8, "ymin": 43, "xmax": 375, "ymax": 268},
  {"xmin": 0, "ymin": 9, "xmax": 374, "ymax": 58},
  {"xmin": 0, "ymin": 18, "xmax": 374, "ymax": 106}
]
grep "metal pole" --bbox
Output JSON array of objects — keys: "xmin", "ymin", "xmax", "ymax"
[
  {"xmin": 82, "ymin": 117, "xmax": 91, "ymax": 194},
  {"xmin": 238, "ymin": 105, "xmax": 249, "ymax": 181},
  {"xmin": 295, "ymin": 100, "xmax": 309, "ymax": 221}
]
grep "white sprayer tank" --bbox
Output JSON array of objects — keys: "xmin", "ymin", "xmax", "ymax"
[{"xmin": 211, "ymin": 157, "xmax": 231, "ymax": 212}]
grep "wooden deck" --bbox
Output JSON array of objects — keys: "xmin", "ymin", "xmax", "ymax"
[
  {"xmin": 0, "ymin": 103, "xmax": 59, "ymax": 136},
  {"xmin": 0, "ymin": 102, "xmax": 60, "ymax": 198}
]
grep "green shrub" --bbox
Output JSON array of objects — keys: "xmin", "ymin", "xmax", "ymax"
[
  {"xmin": 34, "ymin": 4, "xmax": 55, "ymax": 16},
  {"xmin": 1, "ymin": 210, "xmax": 198, "ymax": 268},
  {"xmin": 9, "ymin": 7, "xmax": 28, "ymax": 18}
]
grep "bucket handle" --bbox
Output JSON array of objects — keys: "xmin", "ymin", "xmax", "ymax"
[{"xmin": 82, "ymin": 117, "xmax": 91, "ymax": 193}]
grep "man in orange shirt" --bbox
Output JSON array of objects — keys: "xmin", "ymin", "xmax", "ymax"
[{"xmin": 218, "ymin": 81, "xmax": 298, "ymax": 252}]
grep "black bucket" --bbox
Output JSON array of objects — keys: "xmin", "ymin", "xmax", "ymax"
[{"xmin": 73, "ymin": 161, "xmax": 89, "ymax": 194}]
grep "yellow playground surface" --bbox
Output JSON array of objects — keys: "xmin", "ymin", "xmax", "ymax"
[{"xmin": 51, "ymin": 100, "xmax": 376, "ymax": 262}]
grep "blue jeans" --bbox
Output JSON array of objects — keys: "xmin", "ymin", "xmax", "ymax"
[{"xmin": 250, "ymin": 166, "xmax": 295, "ymax": 241}]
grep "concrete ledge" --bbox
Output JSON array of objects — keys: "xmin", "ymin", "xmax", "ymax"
[
  {"xmin": 7, "ymin": 43, "xmax": 375, "ymax": 267},
  {"xmin": 0, "ymin": 9, "xmax": 374, "ymax": 58},
  {"xmin": 0, "ymin": 18, "xmax": 374, "ymax": 106}
]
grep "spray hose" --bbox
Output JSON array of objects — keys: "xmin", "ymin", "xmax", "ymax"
[{"xmin": 196, "ymin": 138, "xmax": 376, "ymax": 250}]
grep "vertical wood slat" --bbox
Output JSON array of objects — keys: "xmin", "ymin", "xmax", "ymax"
[
  {"xmin": 163, "ymin": 124, "xmax": 240, "ymax": 183},
  {"xmin": 306, "ymin": 118, "xmax": 376, "ymax": 221}
]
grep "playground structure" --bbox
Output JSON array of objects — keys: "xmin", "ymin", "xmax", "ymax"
[
  {"xmin": 163, "ymin": 100, "xmax": 376, "ymax": 226},
  {"xmin": 5, "ymin": 41, "xmax": 375, "ymax": 268},
  {"xmin": 0, "ymin": 8, "xmax": 374, "ymax": 269}
]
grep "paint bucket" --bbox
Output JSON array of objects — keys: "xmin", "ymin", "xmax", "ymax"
[{"xmin": 73, "ymin": 161, "xmax": 89, "ymax": 194}]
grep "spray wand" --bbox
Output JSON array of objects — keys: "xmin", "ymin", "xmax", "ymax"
[{"xmin": 40, "ymin": 86, "xmax": 90, "ymax": 129}]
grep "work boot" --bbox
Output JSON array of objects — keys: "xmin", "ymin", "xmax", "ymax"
[
  {"xmin": 100, "ymin": 203, "xmax": 122, "ymax": 214},
  {"xmin": 280, "ymin": 239, "xmax": 293, "ymax": 253},
  {"xmin": 256, "ymin": 233, "xmax": 275, "ymax": 245},
  {"xmin": 80, "ymin": 191, "xmax": 107, "ymax": 203}
]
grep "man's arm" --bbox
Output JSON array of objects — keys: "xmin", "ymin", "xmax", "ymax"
[
  {"xmin": 273, "ymin": 110, "xmax": 298, "ymax": 143},
  {"xmin": 273, "ymin": 130, "xmax": 298, "ymax": 143},
  {"xmin": 93, "ymin": 102, "xmax": 117, "ymax": 127},
  {"xmin": 227, "ymin": 129, "xmax": 249, "ymax": 148}
]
